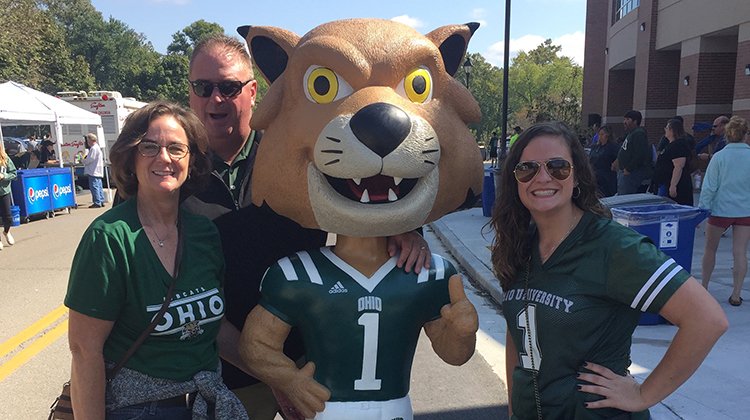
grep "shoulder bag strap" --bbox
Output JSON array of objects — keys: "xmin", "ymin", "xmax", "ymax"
[{"xmin": 106, "ymin": 217, "xmax": 185, "ymax": 381}]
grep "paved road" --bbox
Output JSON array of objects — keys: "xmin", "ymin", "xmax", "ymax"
[
  {"xmin": 0, "ymin": 197, "xmax": 102, "ymax": 420},
  {"xmin": 0, "ymin": 193, "xmax": 507, "ymax": 419}
]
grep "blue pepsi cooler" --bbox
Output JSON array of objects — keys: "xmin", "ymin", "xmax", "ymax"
[
  {"xmin": 48, "ymin": 167, "xmax": 76, "ymax": 210},
  {"xmin": 10, "ymin": 168, "xmax": 52, "ymax": 220},
  {"xmin": 482, "ymin": 168, "xmax": 495, "ymax": 217},
  {"xmin": 611, "ymin": 204, "xmax": 709, "ymax": 325}
]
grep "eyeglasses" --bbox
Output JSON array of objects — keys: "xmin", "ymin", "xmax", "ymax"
[
  {"xmin": 514, "ymin": 158, "xmax": 573, "ymax": 183},
  {"xmin": 137, "ymin": 140, "xmax": 190, "ymax": 160},
  {"xmin": 189, "ymin": 79, "xmax": 253, "ymax": 98}
]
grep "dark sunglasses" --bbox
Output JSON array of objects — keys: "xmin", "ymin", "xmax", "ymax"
[
  {"xmin": 514, "ymin": 158, "xmax": 573, "ymax": 183},
  {"xmin": 137, "ymin": 140, "xmax": 190, "ymax": 160},
  {"xmin": 189, "ymin": 79, "xmax": 253, "ymax": 98}
]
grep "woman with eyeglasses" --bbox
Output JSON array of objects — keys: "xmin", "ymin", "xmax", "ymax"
[
  {"xmin": 491, "ymin": 122, "xmax": 726, "ymax": 419},
  {"xmin": 699, "ymin": 116, "xmax": 750, "ymax": 306},
  {"xmin": 653, "ymin": 118, "xmax": 693, "ymax": 205},
  {"xmin": 65, "ymin": 102, "xmax": 248, "ymax": 419}
]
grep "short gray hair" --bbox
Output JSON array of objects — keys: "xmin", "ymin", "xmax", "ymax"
[{"xmin": 190, "ymin": 34, "xmax": 254, "ymax": 79}]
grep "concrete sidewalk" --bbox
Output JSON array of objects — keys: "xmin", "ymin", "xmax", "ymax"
[{"xmin": 429, "ymin": 206, "xmax": 749, "ymax": 420}]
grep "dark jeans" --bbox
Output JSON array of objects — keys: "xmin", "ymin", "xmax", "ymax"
[
  {"xmin": 0, "ymin": 193, "xmax": 11, "ymax": 230},
  {"xmin": 617, "ymin": 167, "xmax": 651, "ymax": 195},
  {"xmin": 106, "ymin": 401, "xmax": 192, "ymax": 420}
]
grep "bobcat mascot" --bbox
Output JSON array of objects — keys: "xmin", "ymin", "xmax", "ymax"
[{"xmin": 237, "ymin": 19, "xmax": 484, "ymax": 420}]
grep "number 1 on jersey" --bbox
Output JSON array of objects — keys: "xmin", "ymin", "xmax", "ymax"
[
  {"xmin": 517, "ymin": 305, "xmax": 542, "ymax": 371},
  {"xmin": 354, "ymin": 312, "xmax": 382, "ymax": 390}
]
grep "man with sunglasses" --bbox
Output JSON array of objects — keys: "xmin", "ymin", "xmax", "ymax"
[
  {"xmin": 186, "ymin": 35, "xmax": 259, "ymax": 218},
  {"xmin": 617, "ymin": 110, "xmax": 653, "ymax": 195},
  {"xmin": 695, "ymin": 115, "xmax": 729, "ymax": 164},
  {"xmin": 185, "ymin": 34, "xmax": 300, "ymax": 420}
]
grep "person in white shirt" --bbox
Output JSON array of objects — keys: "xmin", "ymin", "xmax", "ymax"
[{"xmin": 83, "ymin": 133, "xmax": 105, "ymax": 208}]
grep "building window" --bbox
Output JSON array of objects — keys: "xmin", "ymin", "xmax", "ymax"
[{"xmin": 613, "ymin": 0, "xmax": 640, "ymax": 24}]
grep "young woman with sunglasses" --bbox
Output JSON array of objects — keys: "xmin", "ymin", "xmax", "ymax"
[
  {"xmin": 65, "ymin": 102, "xmax": 248, "ymax": 419},
  {"xmin": 491, "ymin": 122, "xmax": 727, "ymax": 419}
]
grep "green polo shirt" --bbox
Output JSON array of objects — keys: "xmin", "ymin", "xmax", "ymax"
[{"xmin": 211, "ymin": 131, "xmax": 256, "ymax": 202}]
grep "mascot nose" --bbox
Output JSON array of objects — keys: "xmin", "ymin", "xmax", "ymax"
[{"xmin": 350, "ymin": 103, "xmax": 411, "ymax": 158}]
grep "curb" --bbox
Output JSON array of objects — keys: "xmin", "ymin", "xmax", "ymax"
[{"xmin": 429, "ymin": 219, "xmax": 504, "ymax": 305}]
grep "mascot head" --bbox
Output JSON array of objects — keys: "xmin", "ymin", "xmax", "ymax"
[{"xmin": 240, "ymin": 18, "xmax": 483, "ymax": 237}]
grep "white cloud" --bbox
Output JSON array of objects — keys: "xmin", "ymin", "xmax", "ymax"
[
  {"xmin": 390, "ymin": 15, "xmax": 424, "ymax": 29},
  {"xmin": 485, "ymin": 31, "xmax": 585, "ymax": 67},
  {"xmin": 470, "ymin": 8, "xmax": 488, "ymax": 27}
]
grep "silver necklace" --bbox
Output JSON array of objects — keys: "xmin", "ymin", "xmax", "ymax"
[
  {"xmin": 151, "ymin": 226, "xmax": 168, "ymax": 247},
  {"xmin": 145, "ymin": 222, "xmax": 174, "ymax": 247},
  {"xmin": 144, "ymin": 224, "xmax": 170, "ymax": 247}
]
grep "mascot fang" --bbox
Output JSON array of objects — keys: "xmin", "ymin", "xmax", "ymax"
[{"xmin": 238, "ymin": 18, "xmax": 483, "ymax": 420}]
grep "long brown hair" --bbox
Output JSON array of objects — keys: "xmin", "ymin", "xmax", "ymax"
[
  {"xmin": 490, "ymin": 122, "xmax": 609, "ymax": 291},
  {"xmin": 0, "ymin": 140, "xmax": 7, "ymax": 167}
]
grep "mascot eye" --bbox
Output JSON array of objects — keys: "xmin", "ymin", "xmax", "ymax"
[
  {"xmin": 397, "ymin": 67, "xmax": 433, "ymax": 103},
  {"xmin": 304, "ymin": 66, "xmax": 353, "ymax": 104}
]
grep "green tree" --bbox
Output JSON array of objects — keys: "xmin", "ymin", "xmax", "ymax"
[
  {"xmin": 0, "ymin": 0, "xmax": 95, "ymax": 92},
  {"xmin": 508, "ymin": 39, "xmax": 583, "ymax": 132},
  {"xmin": 167, "ymin": 20, "xmax": 224, "ymax": 57},
  {"xmin": 44, "ymin": 0, "xmax": 162, "ymax": 99},
  {"xmin": 454, "ymin": 53, "xmax": 504, "ymax": 146}
]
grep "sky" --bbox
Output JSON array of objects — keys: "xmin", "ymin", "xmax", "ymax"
[{"xmin": 90, "ymin": 0, "xmax": 587, "ymax": 66}]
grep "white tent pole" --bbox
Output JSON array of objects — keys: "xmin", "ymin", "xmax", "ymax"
[
  {"xmin": 53, "ymin": 115, "xmax": 63, "ymax": 168},
  {"xmin": 96, "ymin": 125, "xmax": 111, "ymax": 202}
]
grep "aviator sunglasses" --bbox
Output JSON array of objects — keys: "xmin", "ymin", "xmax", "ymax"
[
  {"xmin": 189, "ymin": 79, "xmax": 253, "ymax": 98},
  {"xmin": 137, "ymin": 140, "xmax": 190, "ymax": 160},
  {"xmin": 514, "ymin": 158, "xmax": 573, "ymax": 183}
]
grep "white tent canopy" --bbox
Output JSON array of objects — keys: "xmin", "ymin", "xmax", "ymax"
[{"xmin": 0, "ymin": 81, "xmax": 104, "ymax": 167}]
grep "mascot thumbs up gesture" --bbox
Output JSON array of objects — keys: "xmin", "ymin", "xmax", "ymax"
[{"xmin": 238, "ymin": 18, "xmax": 483, "ymax": 420}]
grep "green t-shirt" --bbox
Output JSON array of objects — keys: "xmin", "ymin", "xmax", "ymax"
[
  {"xmin": 65, "ymin": 198, "xmax": 226, "ymax": 381},
  {"xmin": 211, "ymin": 131, "xmax": 256, "ymax": 203},
  {"xmin": 509, "ymin": 133, "xmax": 520, "ymax": 149},
  {"xmin": 260, "ymin": 248, "xmax": 455, "ymax": 402},
  {"xmin": 503, "ymin": 212, "xmax": 689, "ymax": 419}
]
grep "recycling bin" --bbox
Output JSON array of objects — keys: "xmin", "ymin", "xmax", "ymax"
[
  {"xmin": 611, "ymin": 204, "xmax": 709, "ymax": 325},
  {"xmin": 10, "ymin": 205, "xmax": 20, "ymax": 226},
  {"xmin": 482, "ymin": 168, "xmax": 496, "ymax": 217}
]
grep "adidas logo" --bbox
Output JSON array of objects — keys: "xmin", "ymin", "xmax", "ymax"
[{"xmin": 328, "ymin": 281, "xmax": 348, "ymax": 294}]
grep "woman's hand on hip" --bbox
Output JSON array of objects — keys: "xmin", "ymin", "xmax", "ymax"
[{"xmin": 577, "ymin": 362, "xmax": 648, "ymax": 413}]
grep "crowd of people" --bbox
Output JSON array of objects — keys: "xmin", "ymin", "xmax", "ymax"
[{"xmin": 51, "ymin": 25, "xmax": 740, "ymax": 420}]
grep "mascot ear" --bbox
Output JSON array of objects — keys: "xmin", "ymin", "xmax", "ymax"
[
  {"xmin": 426, "ymin": 22, "xmax": 479, "ymax": 76},
  {"xmin": 237, "ymin": 25, "xmax": 300, "ymax": 83}
]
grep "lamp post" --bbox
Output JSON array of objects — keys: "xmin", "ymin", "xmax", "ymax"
[
  {"xmin": 500, "ymin": 0, "xmax": 511, "ymax": 159},
  {"xmin": 463, "ymin": 56, "xmax": 473, "ymax": 90}
]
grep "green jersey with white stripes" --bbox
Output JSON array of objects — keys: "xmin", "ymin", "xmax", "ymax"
[
  {"xmin": 259, "ymin": 247, "xmax": 455, "ymax": 401},
  {"xmin": 502, "ymin": 212, "xmax": 690, "ymax": 420}
]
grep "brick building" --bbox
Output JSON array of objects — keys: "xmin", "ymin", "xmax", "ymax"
[{"xmin": 582, "ymin": 0, "xmax": 750, "ymax": 142}]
